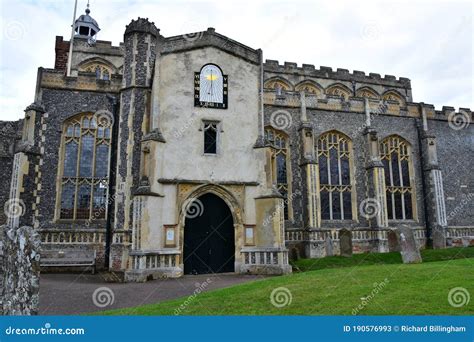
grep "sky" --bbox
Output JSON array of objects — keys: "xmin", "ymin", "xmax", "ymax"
[{"xmin": 0, "ymin": 0, "xmax": 472, "ymax": 121}]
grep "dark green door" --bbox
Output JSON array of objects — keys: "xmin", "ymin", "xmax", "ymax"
[{"xmin": 184, "ymin": 193, "xmax": 235, "ymax": 275}]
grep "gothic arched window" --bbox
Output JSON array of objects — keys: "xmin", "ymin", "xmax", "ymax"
[
  {"xmin": 380, "ymin": 136, "xmax": 414, "ymax": 220},
  {"xmin": 265, "ymin": 127, "xmax": 291, "ymax": 219},
  {"xmin": 317, "ymin": 131, "xmax": 354, "ymax": 220},
  {"xmin": 58, "ymin": 113, "xmax": 112, "ymax": 220},
  {"xmin": 83, "ymin": 64, "xmax": 112, "ymax": 80}
]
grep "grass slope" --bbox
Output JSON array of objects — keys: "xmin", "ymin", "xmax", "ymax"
[
  {"xmin": 103, "ymin": 248, "xmax": 474, "ymax": 316},
  {"xmin": 292, "ymin": 246, "xmax": 474, "ymax": 272}
]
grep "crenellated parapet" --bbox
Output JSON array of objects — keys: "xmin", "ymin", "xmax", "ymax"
[
  {"xmin": 39, "ymin": 68, "xmax": 122, "ymax": 93},
  {"xmin": 263, "ymin": 90, "xmax": 472, "ymax": 124},
  {"xmin": 125, "ymin": 17, "xmax": 160, "ymax": 37},
  {"xmin": 264, "ymin": 59, "xmax": 411, "ymax": 88}
]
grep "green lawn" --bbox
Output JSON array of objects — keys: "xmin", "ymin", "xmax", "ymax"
[
  {"xmin": 102, "ymin": 247, "xmax": 474, "ymax": 315},
  {"xmin": 292, "ymin": 246, "xmax": 474, "ymax": 272}
]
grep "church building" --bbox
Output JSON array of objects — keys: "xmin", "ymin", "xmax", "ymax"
[{"xmin": 0, "ymin": 5, "xmax": 472, "ymax": 281}]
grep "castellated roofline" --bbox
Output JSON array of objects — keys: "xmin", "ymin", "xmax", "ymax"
[
  {"xmin": 264, "ymin": 59, "xmax": 411, "ymax": 89},
  {"xmin": 263, "ymin": 89, "xmax": 471, "ymax": 123},
  {"xmin": 125, "ymin": 17, "xmax": 160, "ymax": 37}
]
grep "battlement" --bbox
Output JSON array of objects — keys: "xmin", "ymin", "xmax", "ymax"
[
  {"xmin": 263, "ymin": 90, "xmax": 471, "ymax": 123},
  {"xmin": 125, "ymin": 17, "xmax": 160, "ymax": 37},
  {"xmin": 38, "ymin": 68, "xmax": 122, "ymax": 93},
  {"xmin": 264, "ymin": 59, "xmax": 411, "ymax": 88}
]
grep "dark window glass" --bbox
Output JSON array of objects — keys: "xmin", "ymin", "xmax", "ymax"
[
  {"xmin": 405, "ymin": 193, "xmax": 413, "ymax": 219},
  {"xmin": 76, "ymin": 184, "xmax": 91, "ymax": 219},
  {"xmin": 391, "ymin": 153, "xmax": 400, "ymax": 186},
  {"xmin": 204, "ymin": 125, "xmax": 217, "ymax": 154},
  {"xmin": 276, "ymin": 153, "xmax": 287, "ymax": 184},
  {"xmin": 341, "ymin": 156, "xmax": 350, "ymax": 185},
  {"xmin": 95, "ymin": 66, "xmax": 101, "ymax": 79},
  {"xmin": 92, "ymin": 182, "xmax": 107, "ymax": 219},
  {"xmin": 64, "ymin": 141, "xmax": 78, "ymax": 177},
  {"xmin": 319, "ymin": 155, "xmax": 328, "ymax": 184},
  {"xmin": 317, "ymin": 133, "xmax": 353, "ymax": 220},
  {"xmin": 401, "ymin": 159, "xmax": 410, "ymax": 187},
  {"xmin": 321, "ymin": 190, "xmax": 330, "ymax": 220},
  {"xmin": 394, "ymin": 192, "xmax": 402, "ymax": 219},
  {"xmin": 343, "ymin": 191, "xmax": 352, "ymax": 220},
  {"xmin": 60, "ymin": 183, "xmax": 75, "ymax": 219},
  {"xmin": 60, "ymin": 114, "xmax": 112, "ymax": 221},
  {"xmin": 79, "ymin": 134, "xmax": 94, "ymax": 177},
  {"xmin": 79, "ymin": 26, "xmax": 89, "ymax": 35},
  {"xmin": 95, "ymin": 144, "xmax": 109, "ymax": 178},
  {"xmin": 332, "ymin": 192, "xmax": 341, "ymax": 219},
  {"xmin": 329, "ymin": 147, "xmax": 339, "ymax": 185},
  {"xmin": 386, "ymin": 192, "xmax": 393, "ymax": 219}
]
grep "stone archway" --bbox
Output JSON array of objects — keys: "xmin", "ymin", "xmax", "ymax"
[
  {"xmin": 177, "ymin": 184, "xmax": 244, "ymax": 275},
  {"xmin": 183, "ymin": 193, "xmax": 235, "ymax": 274}
]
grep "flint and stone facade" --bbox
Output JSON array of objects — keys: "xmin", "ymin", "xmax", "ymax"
[{"xmin": 1, "ymin": 16, "xmax": 473, "ymax": 281}]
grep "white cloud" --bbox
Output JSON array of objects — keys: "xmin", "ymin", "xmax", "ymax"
[{"xmin": 0, "ymin": 0, "xmax": 472, "ymax": 121}]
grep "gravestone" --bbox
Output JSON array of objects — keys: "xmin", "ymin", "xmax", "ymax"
[
  {"xmin": 1, "ymin": 225, "xmax": 41, "ymax": 315},
  {"xmin": 339, "ymin": 229, "xmax": 353, "ymax": 257},
  {"xmin": 324, "ymin": 235, "xmax": 334, "ymax": 257},
  {"xmin": 387, "ymin": 230, "xmax": 400, "ymax": 252},
  {"xmin": 389, "ymin": 226, "xmax": 422, "ymax": 264}
]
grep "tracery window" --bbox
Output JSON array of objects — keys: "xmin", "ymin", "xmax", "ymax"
[
  {"xmin": 58, "ymin": 113, "xmax": 112, "ymax": 220},
  {"xmin": 380, "ymin": 136, "xmax": 414, "ymax": 220},
  {"xmin": 83, "ymin": 64, "xmax": 111, "ymax": 80},
  {"xmin": 265, "ymin": 127, "xmax": 291, "ymax": 219},
  {"xmin": 317, "ymin": 131, "xmax": 354, "ymax": 220}
]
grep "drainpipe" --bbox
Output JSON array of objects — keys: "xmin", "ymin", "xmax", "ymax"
[
  {"xmin": 104, "ymin": 94, "xmax": 119, "ymax": 268},
  {"xmin": 415, "ymin": 109, "xmax": 432, "ymax": 248}
]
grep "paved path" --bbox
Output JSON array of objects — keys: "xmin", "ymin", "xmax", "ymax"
[{"xmin": 39, "ymin": 273, "xmax": 266, "ymax": 315}]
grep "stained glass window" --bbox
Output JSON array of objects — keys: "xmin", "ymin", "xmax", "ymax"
[
  {"xmin": 317, "ymin": 131, "xmax": 354, "ymax": 220},
  {"xmin": 380, "ymin": 136, "xmax": 414, "ymax": 220},
  {"xmin": 59, "ymin": 113, "xmax": 112, "ymax": 220},
  {"xmin": 265, "ymin": 127, "xmax": 291, "ymax": 220}
]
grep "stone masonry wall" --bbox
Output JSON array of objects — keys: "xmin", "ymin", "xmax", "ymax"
[{"xmin": 0, "ymin": 120, "xmax": 22, "ymax": 225}]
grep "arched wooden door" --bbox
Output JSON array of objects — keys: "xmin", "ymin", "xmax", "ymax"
[{"xmin": 183, "ymin": 193, "xmax": 235, "ymax": 275}]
